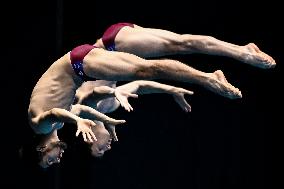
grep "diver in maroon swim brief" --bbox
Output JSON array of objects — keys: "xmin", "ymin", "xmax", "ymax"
[
  {"xmin": 102, "ymin": 22, "xmax": 134, "ymax": 51},
  {"xmin": 70, "ymin": 44, "xmax": 97, "ymax": 81}
]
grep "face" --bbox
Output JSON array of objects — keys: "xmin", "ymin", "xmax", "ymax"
[
  {"xmin": 90, "ymin": 127, "xmax": 112, "ymax": 157},
  {"xmin": 38, "ymin": 142, "xmax": 67, "ymax": 168}
]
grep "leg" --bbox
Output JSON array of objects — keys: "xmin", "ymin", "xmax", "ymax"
[
  {"xmin": 100, "ymin": 24, "xmax": 275, "ymax": 69},
  {"xmin": 84, "ymin": 48, "xmax": 242, "ymax": 99}
]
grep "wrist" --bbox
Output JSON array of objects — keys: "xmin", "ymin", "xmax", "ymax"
[
  {"xmin": 75, "ymin": 117, "xmax": 83, "ymax": 124},
  {"xmin": 168, "ymin": 86, "xmax": 176, "ymax": 94},
  {"xmin": 93, "ymin": 86, "xmax": 115, "ymax": 98}
]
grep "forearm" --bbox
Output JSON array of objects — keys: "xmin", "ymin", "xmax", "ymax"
[
  {"xmin": 31, "ymin": 108, "xmax": 83, "ymax": 134},
  {"xmin": 118, "ymin": 80, "xmax": 176, "ymax": 95},
  {"xmin": 90, "ymin": 86, "xmax": 116, "ymax": 101},
  {"xmin": 71, "ymin": 104, "xmax": 117, "ymax": 124},
  {"xmin": 50, "ymin": 108, "xmax": 82, "ymax": 124}
]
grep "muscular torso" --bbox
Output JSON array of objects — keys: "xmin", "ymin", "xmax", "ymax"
[{"xmin": 28, "ymin": 53, "xmax": 81, "ymax": 125}]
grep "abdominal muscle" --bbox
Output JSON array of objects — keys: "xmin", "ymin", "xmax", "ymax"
[{"xmin": 28, "ymin": 53, "xmax": 80, "ymax": 121}]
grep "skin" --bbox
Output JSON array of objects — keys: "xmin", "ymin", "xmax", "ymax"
[
  {"xmin": 28, "ymin": 47, "xmax": 240, "ymax": 167},
  {"xmin": 28, "ymin": 41, "xmax": 243, "ymax": 140},
  {"xmin": 28, "ymin": 22, "xmax": 277, "ymax": 165},
  {"xmin": 37, "ymin": 131, "xmax": 66, "ymax": 168},
  {"xmin": 88, "ymin": 122, "xmax": 112, "ymax": 157},
  {"xmin": 80, "ymin": 23, "xmax": 276, "ymax": 157},
  {"xmin": 72, "ymin": 79, "xmax": 195, "ymax": 156},
  {"xmin": 95, "ymin": 23, "xmax": 276, "ymax": 68}
]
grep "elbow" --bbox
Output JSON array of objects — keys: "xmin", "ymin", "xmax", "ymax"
[
  {"xmin": 49, "ymin": 108, "xmax": 62, "ymax": 119},
  {"xmin": 131, "ymin": 80, "xmax": 145, "ymax": 88},
  {"xmin": 70, "ymin": 104, "xmax": 82, "ymax": 116},
  {"xmin": 49, "ymin": 108, "xmax": 58, "ymax": 116}
]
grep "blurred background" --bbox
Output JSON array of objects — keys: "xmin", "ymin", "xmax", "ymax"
[{"xmin": 2, "ymin": 0, "xmax": 281, "ymax": 188}]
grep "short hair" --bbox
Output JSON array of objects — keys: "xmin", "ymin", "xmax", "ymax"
[{"xmin": 36, "ymin": 141, "xmax": 67, "ymax": 165}]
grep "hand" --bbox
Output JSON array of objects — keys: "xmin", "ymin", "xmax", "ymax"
[
  {"xmin": 104, "ymin": 118, "xmax": 127, "ymax": 141},
  {"xmin": 114, "ymin": 88, "xmax": 138, "ymax": 112},
  {"xmin": 105, "ymin": 118, "xmax": 126, "ymax": 126},
  {"xmin": 105, "ymin": 124, "xmax": 118, "ymax": 142},
  {"xmin": 172, "ymin": 88, "xmax": 194, "ymax": 112},
  {"xmin": 75, "ymin": 118, "xmax": 97, "ymax": 143}
]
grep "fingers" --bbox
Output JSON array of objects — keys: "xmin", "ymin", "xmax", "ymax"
[
  {"xmin": 76, "ymin": 130, "xmax": 96, "ymax": 143},
  {"xmin": 82, "ymin": 132, "xmax": 87, "ymax": 142},
  {"xmin": 121, "ymin": 101, "xmax": 133, "ymax": 112},
  {"xmin": 76, "ymin": 129, "xmax": 80, "ymax": 137},
  {"xmin": 180, "ymin": 88, "xmax": 194, "ymax": 95},
  {"xmin": 184, "ymin": 90, "xmax": 194, "ymax": 95},
  {"xmin": 86, "ymin": 132, "xmax": 93, "ymax": 143},
  {"xmin": 116, "ymin": 119, "xmax": 126, "ymax": 124},
  {"xmin": 86, "ymin": 121, "xmax": 97, "ymax": 142},
  {"xmin": 115, "ymin": 91, "xmax": 137, "ymax": 112},
  {"xmin": 82, "ymin": 131, "xmax": 97, "ymax": 143},
  {"xmin": 127, "ymin": 103, "xmax": 134, "ymax": 111},
  {"xmin": 110, "ymin": 127, "xmax": 118, "ymax": 142},
  {"xmin": 122, "ymin": 91, "xmax": 138, "ymax": 98},
  {"xmin": 90, "ymin": 121, "xmax": 96, "ymax": 127},
  {"xmin": 174, "ymin": 95, "xmax": 192, "ymax": 113},
  {"xmin": 183, "ymin": 99, "xmax": 192, "ymax": 112},
  {"xmin": 113, "ymin": 132, "xmax": 118, "ymax": 142},
  {"xmin": 108, "ymin": 120, "xmax": 126, "ymax": 127},
  {"xmin": 108, "ymin": 118, "xmax": 126, "ymax": 125},
  {"xmin": 128, "ymin": 93, "xmax": 138, "ymax": 98},
  {"xmin": 179, "ymin": 100, "xmax": 191, "ymax": 112},
  {"xmin": 122, "ymin": 104, "xmax": 130, "ymax": 112},
  {"xmin": 90, "ymin": 130, "xmax": 97, "ymax": 141}
]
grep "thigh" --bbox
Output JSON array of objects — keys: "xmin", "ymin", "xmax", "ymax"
[
  {"xmin": 115, "ymin": 25, "xmax": 183, "ymax": 58},
  {"xmin": 83, "ymin": 48, "xmax": 150, "ymax": 81}
]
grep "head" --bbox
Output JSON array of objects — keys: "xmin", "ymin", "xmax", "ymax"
[
  {"xmin": 89, "ymin": 125, "xmax": 112, "ymax": 157},
  {"xmin": 37, "ymin": 141, "xmax": 67, "ymax": 168}
]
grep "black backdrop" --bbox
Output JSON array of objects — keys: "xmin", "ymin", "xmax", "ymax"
[{"xmin": 3, "ymin": 0, "xmax": 282, "ymax": 189}]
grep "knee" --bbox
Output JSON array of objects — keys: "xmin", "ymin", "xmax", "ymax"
[
  {"xmin": 183, "ymin": 35, "xmax": 216, "ymax": 50},
  {"xmin": 164, "ymin": 35, "xmax": 187, "ymax": 53},
  {"xmin": 171, "ymin": 34, "xmax": 198, "ymax": 52},
  {"xmin": 201, "ymin": 36, "xmax": 216, "ymax": 47}
]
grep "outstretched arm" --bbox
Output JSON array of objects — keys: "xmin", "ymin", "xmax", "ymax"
[
  {"xmin": 76, "ymin": 85, "xmax": 116, "ymax": 105},
  {"xmin": 71, "ymin": 104, "xmax": 126, "ymax": 126},
  {"xmin": 115, "ymin": 80, "xmax": 194, "ymax": 112},
  {"xmin": 31, "ymin": 108, "xmax": 97, "ymax": 142},
  {"xmin": 71, "ymin": 104, "xmax": 126, "ymax": 142}
]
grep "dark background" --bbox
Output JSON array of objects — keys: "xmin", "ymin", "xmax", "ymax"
[{"xmin": 2, "ymin": 0, "xmax": 282, "ymax": 188}]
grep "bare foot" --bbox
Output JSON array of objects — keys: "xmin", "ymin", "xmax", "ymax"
[
  {"xmin": 206, "ymin": 70, "xmax": 242, "ymax": 99},
  {"xmin": 242, "ymin": 43, "xmax": 276, "ymax": 69}
]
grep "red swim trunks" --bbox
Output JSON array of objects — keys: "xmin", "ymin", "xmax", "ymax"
[
  {"xmin": 70, "ymin": 44, "xmax": 97, "ymax": 81},
  {"xmin": 102, "ymin": 22, "xmax": 134, "ymax": 51}
]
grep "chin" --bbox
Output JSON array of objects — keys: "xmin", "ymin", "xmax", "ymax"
[{"xmin": 92, "ymin": 152, "xmax": 104, "ymax": 158}]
